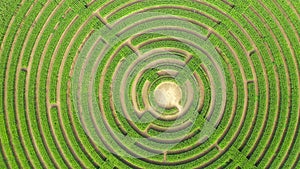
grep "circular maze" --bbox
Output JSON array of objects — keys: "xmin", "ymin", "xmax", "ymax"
[{"xmin": 0, "ymin": 0, "xmax": 299, "ymax": 168}]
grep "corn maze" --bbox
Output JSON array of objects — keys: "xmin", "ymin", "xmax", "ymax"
[{"xmin": 0, "ymin": 0, "xmax": 299, "ymax": 168}]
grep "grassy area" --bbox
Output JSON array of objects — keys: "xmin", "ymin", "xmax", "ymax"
[{"xmin": 0, "ymin": 0, "xmax": 299, "ymax": 168}]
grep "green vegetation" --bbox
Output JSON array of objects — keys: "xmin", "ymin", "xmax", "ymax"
[{"xmin": 0, "ymin": 0, "xmax": 299, "ymax": 168}]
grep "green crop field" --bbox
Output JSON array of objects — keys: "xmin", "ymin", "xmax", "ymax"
[{"xmin": 0, "ymin": 0, "xmax": 299, "ymax": 168}]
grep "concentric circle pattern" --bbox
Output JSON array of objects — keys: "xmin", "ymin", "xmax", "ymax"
[{"xmin": 0, "ymin": 0, "xmax": 299, "ymax": 168}]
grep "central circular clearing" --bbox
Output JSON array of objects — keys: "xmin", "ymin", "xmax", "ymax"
[{"xmin": 154, "ymin": 81, "xmax": 182, "ymax": 109}]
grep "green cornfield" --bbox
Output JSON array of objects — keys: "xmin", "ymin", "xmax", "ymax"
[{"xmin": 0, "ymin": 0, "xmax": 299, "ymax": 168}]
